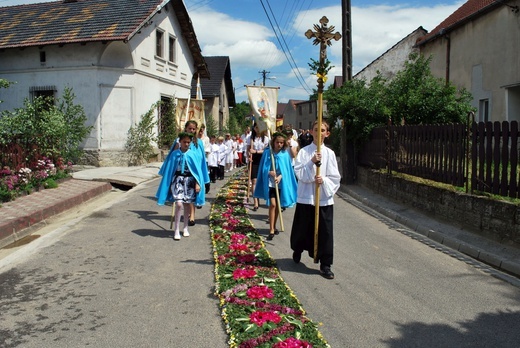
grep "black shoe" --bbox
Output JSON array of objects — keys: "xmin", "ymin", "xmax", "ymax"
[
  {"xmin": 266, "ymin": 233, "xmax": 275, "ymax": 241},
  {"xmin": 196, "ymin": 205, "xmax": 202, "ymax": 209},
  {"xmin": 274, "ymin": 229, "xmax": 279, "ymax": 235},
  {"xmin": 320, "ymin": 266, "xmax": 334, "ymax": 279},
  {"xmin": 188, "ymin": 220, "xmax": 195, "ymax": 226},
  {"xmin": 252, "ymin": 206, "xmax": 258, "ymax": 211},
  {"xmin": 292, "ymin": 250, "xmax": 302, "ymax": 264}
]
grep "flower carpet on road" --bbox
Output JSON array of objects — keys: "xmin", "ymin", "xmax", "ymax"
[{"xmin": 209, "ymin": 170, "xmax": 330, "ymax": 348}]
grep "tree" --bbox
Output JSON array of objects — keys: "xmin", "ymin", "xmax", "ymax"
[
  {"xmin": 325, "ymin": 53, "xmax": 474, "ymax": 150},
  {"xmin": 0, "ymin": 87, "xmax": 91, "ymax": 165},
  {"xmin": 386, "ymin": 53, "xmax": 473, "ymax": 125},
  {"xmin": 125, "ymin": 102, "xmax": 159, "ymax": 166},
  {"xmin": 325, "ymin": 76, "xmax": 389, "ymax": 148},
  {"xmin": 205, "ymin": 114, "xmax": 218, "ymax": 137},
  {"xmin": 229, "ymin": 101, "xmax": 251, "ymax": 134},
  {"xmin": 157, "ymin": 98, "xmax": 178, "ymax": 149}
]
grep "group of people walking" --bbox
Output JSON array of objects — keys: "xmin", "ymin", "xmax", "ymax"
[{"xmin": 156, "ymin": 119, "xmax": 341, "ymax": 280}]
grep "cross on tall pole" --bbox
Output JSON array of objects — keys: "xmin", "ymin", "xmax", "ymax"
[{"xmin": 305, "ymin": 16, "xmax": 341, "ymax": 263}]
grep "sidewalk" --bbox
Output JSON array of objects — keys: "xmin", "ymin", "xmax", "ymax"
[
  {"xmin": 0, "ymin": 163, "xmax": 162, "ymax": 249},
  {"xmin": 1, "ymin": 162, "xmax": 519, "ymax": 279}
]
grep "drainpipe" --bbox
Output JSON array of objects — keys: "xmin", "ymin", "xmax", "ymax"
[{"xmin": 440, "ymin": 28, "xmax": 450, "ymax": 85}]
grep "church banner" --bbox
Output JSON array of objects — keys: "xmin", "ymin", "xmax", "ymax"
[
  {"xmin": 246, "ymin": 85, "xmax": 278, "ymax": 134},
  {"xmin": 175, "ymin": 98, "xmax": 205, "ymax": 130}
]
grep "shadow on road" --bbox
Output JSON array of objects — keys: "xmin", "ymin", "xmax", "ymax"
[{"xmin": 382, "ymin": 311, "xmax": 520, "ymax": 347}]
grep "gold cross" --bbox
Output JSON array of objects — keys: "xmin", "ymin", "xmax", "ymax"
[{"xmin": 305, "ymin": 16, "xmax": 341, "ymax": 61}]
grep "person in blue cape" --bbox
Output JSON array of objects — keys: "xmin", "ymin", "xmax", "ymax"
[
  {"xmin": 156, "ymin": 132, "xmax": 207, "ymax": 240},
  {"xmin": 161, "ymin": 120, "xmax": 209, "ymax": 226},
  {"xmin": 253, "ymin": 132, "xmax": 298, "ymax": 240}
]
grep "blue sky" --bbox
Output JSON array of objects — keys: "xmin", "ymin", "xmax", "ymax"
[{"xmin": 1, "ymin": 0, "xmax": 465, "ymax": 103}]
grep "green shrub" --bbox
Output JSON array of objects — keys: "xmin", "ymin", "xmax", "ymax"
[{"xmin": 125, "ymin": 102, "xmax": 159, "ymax": 166}]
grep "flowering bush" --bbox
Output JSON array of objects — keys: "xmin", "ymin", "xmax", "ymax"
[
  {"xmin": 0, "ymin": 157, "xmax": 73, "ymax": 203},
  {"xmin": 210, "ymin": 170, "xmax": 330, "ymax": 348}
]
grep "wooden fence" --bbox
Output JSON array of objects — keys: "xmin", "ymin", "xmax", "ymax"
[
  {"xmin": 471, "ymin": 121, "xmax": 520, "ymax": 198},
  {"xmin": 359, "ymin": 120, "xmax": 520, "ymax": 199}
]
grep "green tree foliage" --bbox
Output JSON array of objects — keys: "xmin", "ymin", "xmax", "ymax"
[
  {"xmin": 324, "ymin": 53, "xmax": 474, "ymax": 150},
  {"xmin": 157, "ymin": 98, "xmax": 178, "ymax": 149},
  {"xmin": 386, "ymin": 53, "xmax": 473, "ymax": 125},
  {"xmin": 229, "ymin": 101, "xmax": 251, "ymax": 134},
  {"xmin": 205, "ymin": 114, "xmax": 218, "ymax": 137},
  {"xmin": 0, "ymin": 87, "xmax": 91, "ymax": 164},
  {"xmin": 125, "ymin": 102, "xmax": 158, "ymax": 166},
  {"xmin": 326, "ymin": 76, "xmax": 389, "ymax": 146},
  {"xmin": 0, "ymin": 79, "xmax": 13, "ymax": 104},
  {"xmin": 56, "ymin": 88, "xmax": 93, "ymax": 162}
]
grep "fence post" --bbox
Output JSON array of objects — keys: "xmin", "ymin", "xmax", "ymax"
[{"xmin": 466, "ymin": 111, "xmax": 474, "ymax": 193}]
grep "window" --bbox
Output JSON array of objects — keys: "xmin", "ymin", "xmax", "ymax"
[
  {"xmin": 479, "ymin": 99, "xmax": 489, "ymax": 122},
  {"xmin": 168, "ymin": 35, "xmax": 176, "ymax": 63},
  {"xmin": 30, "ymin": 85, "xmax": 56, "ymax": 110},
  {"xmin": 298, "ymin": 105, "xmax": 302, "ymax": 115},
  {"xmin": 156, "ymin": 30, "xmax": 164, "ymax": 58},
  {"xmin": 309, "ymin": 103, "xmax": 313, "ymax": 114},
  {"xmin": 39, "ymin": 51, "xmax": 46, "ymax": 64}
]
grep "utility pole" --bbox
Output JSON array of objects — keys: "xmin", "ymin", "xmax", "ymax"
[
  {"xmin": 342, "ymin": 0, "xmax": 352, "ymax": 81},
  {"xmin": 259, "ymin": 70, "xmax": 270, "ymax": 86},
  {"xmin": 342, "ymin": 0, "xmax": 355, "ymax": 184}
]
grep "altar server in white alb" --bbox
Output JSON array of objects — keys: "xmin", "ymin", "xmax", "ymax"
[{"xmin": 290, "ymin": 120, "xmax": 341, "ymax": 280}]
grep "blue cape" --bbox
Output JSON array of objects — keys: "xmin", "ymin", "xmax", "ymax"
[
  {"xmin": 163, "ymin": 138, "xmax": 210, "ymax": 184},
  {"xmin": 253, "ymin": 147, "xmax": 297, "ymax": 208},
  {"xmin": 156, "ymin": 147, "xmax": 207, "ymax": 206}
]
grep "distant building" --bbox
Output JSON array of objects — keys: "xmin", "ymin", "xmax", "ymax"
[
  {"xmin": 191, "ymin": 56, "xmax": 235, "ymax": 133},
  {"xmin": 280, "ymin": 99, "xmax": 326, "ymax": 131}
]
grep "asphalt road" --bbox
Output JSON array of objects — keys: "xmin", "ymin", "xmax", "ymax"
[{"xmin": 1, "ymin": 174, "xmax": 520, "ymax": 347}]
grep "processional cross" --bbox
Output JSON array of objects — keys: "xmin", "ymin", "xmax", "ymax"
[{"xmin": 305, "ymin": 16, "xmax": 341, "ymax": 263}]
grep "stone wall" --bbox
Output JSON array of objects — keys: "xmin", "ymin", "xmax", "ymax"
[{"xmin": 356, "ymin": 167, "xmax": 520, "ymax": 247}]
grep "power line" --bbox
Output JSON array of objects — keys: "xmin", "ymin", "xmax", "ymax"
[{"xmin": 259, "ymin": 0, "xmax": 312, "ymax": 95}]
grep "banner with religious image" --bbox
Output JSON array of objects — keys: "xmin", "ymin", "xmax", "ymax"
[
  {"xmin": 175, "ymin": 98, "xmax": 205, "ymax": 130},
  {"xmin": 246, "ymin": 86, "xmax": 278, "ymax": 133}
]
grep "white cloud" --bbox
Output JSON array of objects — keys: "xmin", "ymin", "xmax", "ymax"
[
  {"xmin": 190, "ymin": 9, "xmax": 285, "ymax": 68},
  {"xmin": 202, "ymin": 40, "xmax": 284, "ymax": 68},
  {"xmin": 293, "ymin": 3, "xmax": 463, "ymax": 74}
]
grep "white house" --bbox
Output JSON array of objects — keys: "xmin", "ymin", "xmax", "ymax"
[{"xmin": 0, "ymin": 0, "xmax": 209, "ymax": 166}]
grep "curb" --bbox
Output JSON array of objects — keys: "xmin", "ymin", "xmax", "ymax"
[
  {"xmin": 339, "ymin": 185, "xmax": 520, "ymax": 280},
  {"xmin": 0, "ymin": 180, "xmax": 113, "ymax": 249}
]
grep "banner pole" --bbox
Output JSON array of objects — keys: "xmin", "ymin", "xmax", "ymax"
[{"xmin": 267, "ymin": 130, "xmax": 284, "ymax": 232}]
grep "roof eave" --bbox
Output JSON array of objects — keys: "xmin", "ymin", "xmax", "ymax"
[
  {"xmin": 416, "ymin": 2, "xmax": 501, "ymax": 47},
  {"xmin": 170, "ymin": 0, "xmax": 209, "ymax": 79}
]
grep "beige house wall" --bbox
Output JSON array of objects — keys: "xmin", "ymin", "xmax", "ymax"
[{"xmin": 421, "ymin": 4, "xmax": 520, "ymax": 122}]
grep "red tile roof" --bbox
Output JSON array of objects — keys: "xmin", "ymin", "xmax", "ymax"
[
  {"xmin": 0, "ymin": 0, "xmax": 209, "ymax": 77},
  {"xmin": 417, "ymin": 0, "xmax": 502, "ymax": 45},
  {"xmin": 0, "ymin": 0, "xmax": 165, "ymax": 49}
]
